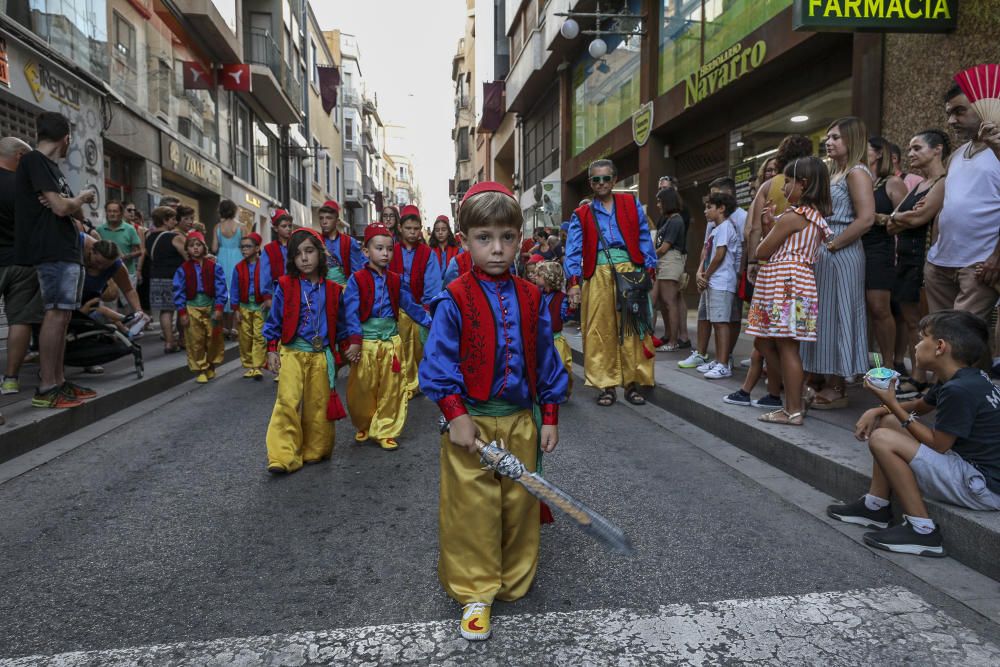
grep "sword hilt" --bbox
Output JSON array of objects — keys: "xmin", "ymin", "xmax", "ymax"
[{"xmin": 438, "ymin": 416, "xmax": 524, "ymax": 478}]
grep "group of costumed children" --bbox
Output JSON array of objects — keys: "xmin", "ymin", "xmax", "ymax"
[{"xmin": 173, "ymin": 187, "xmax": 573, "ymax": 641}]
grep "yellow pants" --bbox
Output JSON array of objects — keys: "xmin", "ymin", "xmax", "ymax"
[
  {"xmin": 439, "ymin": 411, "xmax": 539, "ymax": 605},
  {"xmin": 398, "ymin": 311, "xmax": 423, "ymax": 396},
  {"xmin": 347, "ymin": 336, "xmax": 408, "ymax": 439},
  {"xmin": 265, "ymin": 348, "xmax": 335, "ymax": 472},
  {"xmin": 184, "ymin": 306, "xmax": 225, "ymax": 373},
  {"xmin": 238, "ymin": 307, "xmax": 266, "ymax": 369},
  {"xmin": 580, "ymin": 263, "xmax": 655, "ymax": 389},
  {"xmin": 554, "ymin": 334, "xmax": 574, "ymax": 399}
]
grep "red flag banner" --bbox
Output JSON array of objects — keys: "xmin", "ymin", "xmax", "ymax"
[
  {"xmin": 480, "ymin": 81, "xmax": 505, "ymax": 132},
  {"xmin": 182, "ymin": 61, "xmax": 213, "ymax": 90},
  {"xmin": 220, "ymin": 63, "xmax": 251, "ymax": 92},
  {"xmin": 317, "ymin": 65, "xmax": 341, "ymax": 114}
]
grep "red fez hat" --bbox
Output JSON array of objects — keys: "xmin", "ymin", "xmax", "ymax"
[
  {"xmin": 526, "ymin": 254, "xmax": 544, "ymax": 264},
  {"xmin": 247, "ymin": 232, "xmax": 262, "ymax": 246},
  {"xmin": 460, "ymin": 181, "xmax": 516, "ymax": 208},
  {"xmin": 270, "ymin": 209, "xmax": 292, "ymax": 226},
  {"xmin": 434, "ymin": 214, "xmax": 450, "ymax": 224},
  {"xmin": 291, "ymin": 227, "xmax": 324, "ymax": 245},
  {"xmin": 319, "ymin": 200, "xmax": 341, "ymax": 213},
  {"xmin": 186, "ymin": 231, "xmax": 206, "ymax": 245},
  {"xmin": 365, "ymin": 224, "xmax": 392, "ymax": 245},
  {"xmin": 399, "ymin": 204, "xmax": 421, "ymax": 221}
]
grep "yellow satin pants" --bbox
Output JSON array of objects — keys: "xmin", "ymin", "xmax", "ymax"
[
  {"xmin": 398, "ymin": 311, "xmax": 423, "ymax": 396},
  {"xmin": 439, "ymin": 411, "xmax": 539, "ymax": 605},
  {"xmin": 580, "ymin": 263, "xmax": 655, "ymax": 389},
  {"xmin": 184, "ymin": 306, "xmax": 225, "ymax": 372},
  {"xmin": 554, "ymin": 334, "xmax": 574, "ymax": 399},
  {"xmin": 238, "ymin": 308, "xmax": 266, "ymax": 369},
  {"xmin": 347, "ymin": 336, "xmax": 408, "ymax": 440},
  {"xmin": 266, "ymin": 348, "xmax": 335, "ymax": 472}
]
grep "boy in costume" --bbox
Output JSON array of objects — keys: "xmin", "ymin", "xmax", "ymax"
[
  {"xmin": 260, "ymin": 209, "xmax": 295, "ymax": 296},
  {"xmin": 173, "ymin": 231, "xmax": 228, "ymax": 384},
  {"xmin": 390, "ymin": 205, "xmax": 442, "ymax": 397},
  {"xmin": 318, "ymin": 200, "xmax": 364, "ymax": 286},
  {"xmin": 442, "ymin": 248, "xmax": 475, "ymax": 285},
  {"xmin": 419, "ymin": 182, "xmax": 569, "ymax": 641},
  {"xmin": 341, "ymin": 225, "xmax": 431, "ymax": 451},
  {"xmin": 230, "ymin": 232, "xmax": 266, "ymax": 379}
]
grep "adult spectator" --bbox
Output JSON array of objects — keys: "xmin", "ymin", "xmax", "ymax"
[
  {"xmin": 923, "ymin": 85, "xmax": 1000, "ymax": 321},
  {"xmin": 380, "ymin": 205, "xmax": 400, "ymax": 239},
  {"xmin": 128, "ymin": 204, "xmax": 153, "ymax": 314},
  {"xmin": 81, "ymin": 237, "xmax": 143, "ymax": 323},
  {"xmin": 145, "ymin": 206, "xmax": 188, "ymax": 353},
  {"xmin": 159, "ymin": 195, "xmax": 181, "ymax": 210},
  {"xmin": 888, "ymin": 129, "xmax": 949, "ymax": 394},
  {"xmin": 566, "ymin": 159, "xmax": 658, "ymax": 406},
  {"xmin": 865, "ymin": 137, "xmax": 908, "ymax": 369},
  {"xmin": 14, "ymin": 112, "xmax": 97, "ymax": 409},
  {"xmin": 658, "ymin": 175, "xmax": 691, "ymax": 228},
  {"xmin": 0, "ymin": 136, "xmax": 38, "ymax": 399},
  {"xmin": 801, "ymin": 117, "xmax": 875, "ymax": 409},
  {"xmin": 546, "ymin": 233, "xmax": 564, "ymax": 262},
  {"xmin": 889, "ymin": 141, "xmax": 924, "ymax": 191},
  {"xmin": 652, "ymin": 187, "xmax": 690, "ymax": 352},
  {"xmin": 211, "ymin": 199, "xmax": 244, "ymax": 338},
  {"xmin": 97, "ymin": 200, "xmax": 143, "ymax": 310},
  {"xmin": 175, "ymin": 205, "xmax": 195, "ymax": 238}
]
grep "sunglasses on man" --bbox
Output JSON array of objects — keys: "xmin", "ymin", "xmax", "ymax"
[
  {"xmin": 590, "ymin": 175, "xmax": 614, "ymax": 184},
  {"xmin": 126, "ymin": 208, "xmax": 136, "ymax": 213}
]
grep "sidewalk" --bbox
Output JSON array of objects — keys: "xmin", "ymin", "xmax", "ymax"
[
  {"xmin": 563, "ymin": 317, "xmax": 1000, "ymax": 582},
  {"xmin": 0, "ymin": 330, "xmax": 239, "ymax": 463}
]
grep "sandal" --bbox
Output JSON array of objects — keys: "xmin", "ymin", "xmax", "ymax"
[
  {"xmin": 802, "ymin": 386, "xmax": 817, "ymax": 414},
  {"xmin": 624, "ymin": 386, "xmax": 646, "ymax": 405},
  {"xmin": 812, "ymin": 389, "xmax": 848, "ymax": 410},
  {"xmin": 758, "ymin": 409, "xmax": 804, "ymax": 425},
  {"xmin": 596, "ymin": 389, "xmax": 617, "ymax": 407}
]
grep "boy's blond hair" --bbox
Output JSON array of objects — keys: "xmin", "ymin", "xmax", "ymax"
[
  {"xmin": 535, "ymin": 261, "xmax": 565, "ymax": 292},
  {"xmin": 458, "ymin": 191, "xmax": 522, "ymax": 235}
]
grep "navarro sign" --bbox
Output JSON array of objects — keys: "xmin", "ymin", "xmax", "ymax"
[
  {"xmin": 794, "ymin": 0, "xmax": 957, "ymax": 31},
  {"xmin": 684, "ymin": 40, "xmax": 767, "ymax": 109}
]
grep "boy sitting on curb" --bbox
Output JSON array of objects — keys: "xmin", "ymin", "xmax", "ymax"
[{"xmin": 827, "ymin": 310, "xmax": 1000, "ymax": 557}]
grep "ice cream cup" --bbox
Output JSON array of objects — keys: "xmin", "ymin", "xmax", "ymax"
[{"xmin": 865, "ymin": 367, "xmax": 899, "ymax": 390}]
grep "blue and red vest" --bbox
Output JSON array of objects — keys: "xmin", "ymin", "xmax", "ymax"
[
  {"xmin": 263, "ymin": 241, "xmax": 286, "ymax": 283},
  {"xmin": 433, "ymin": 245, "xmax": 461, "ymax": 271},
  {"xmin": 389, "ymin": 242, "xmax": 432, "ymax": 302},
  {"xmin": 454, "ymin": 251, "xmax": 473, "ymax": 277},
  {"xmin": 352, "ymin": 267, "xmax": 401, "ymax": 322},
  {"xmin": 327, "ymin": 233, "xmax": 354, "ymax": 274},
  {"xmin": 182, "ymin": 259, "xmax": 218, "ymax": 300},
  {"xmin": 574, "ymin": 193, "xmax": 645, "ymax": 279},
  {"xmin": 235, "ymin": 259, "xmax": 262, "ymax": 304},
  {"xmin": 277, "ymin": 275, "xmax": 342, "ymax": 347}
]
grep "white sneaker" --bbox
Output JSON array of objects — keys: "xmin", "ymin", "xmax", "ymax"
[
  {"xmin": 678, "ymin": 352, "xmax": 709, "ymax": 369},
  {"xmin": 696, "ymin": 360, "xmax": 715, "ymax": 373},
  {"xmin": 739, "ymin": 358, "xmax": 752, "ymax": 368},
  {"xmin": 704, "ymin": 362, "xmax": 733, "ymax": 379}
]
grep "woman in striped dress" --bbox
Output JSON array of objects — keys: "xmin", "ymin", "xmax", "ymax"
[
  {"xmin": 747, "ymin": 157, "xmax": 832, "ymax": 425},
  {"xmin": 800, "ymin": 117, "xmax": 876, "ymax": 409}
]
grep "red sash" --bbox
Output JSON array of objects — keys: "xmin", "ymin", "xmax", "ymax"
[
  {"xmin": 354, "ymin": 267, "xmax": 401, "ymax": 322},
  {"xmin": 389, "ymin": 242, "xmax": 432, "ymax": 302},
  {"xmin": 236, "ymin": 259, "xmax": 262, "ymax": 304},
  {"xmin": 277, "ymin": 275, "xmax": 343, "ymax": 346},
  {"xmin": 263, "ymin": 241, "xmax": 285, "ymax": 282},
  {"xmin": 327, "ymin": 234, "xmax": 354, "ymax": 274},
  {"xmin": 447, "ymin": 272, "xmax": 539, "ymax": 402},
  {"xmin": 183, "ymin": 259, "xmax": 216, "ymax": 300},
  {"xmin": 547, "ymin": 291, "xmax": 565, "ymax": 333},
  {"xmin": 575, "ymin": 194, "xmax": 645, "ymax": 279}
]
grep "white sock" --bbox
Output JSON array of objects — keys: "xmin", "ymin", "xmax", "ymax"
[
  {"xmin": 905, "ymin": 514, "xmax": 936, "ymax": 534},
  {"xmin": 864, "ymin": 494, "xmax": 890, "ymax": 511}
]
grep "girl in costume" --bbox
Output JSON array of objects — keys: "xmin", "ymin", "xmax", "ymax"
[
  {"xmin": 263, "ymin": 228, "xmax": 349, "ymax": 474},
  {"xmin": 173, "ymin": 231, "xmax": 228, "ymax": 384},
  {"xmin": 342, "ymin": 225, "xmax": 431, "ymax": 451},
  {"xmin": 230, "ymin": 232, "xmax": 266, "ymax": 379},
  {"xmin": 429, "ymin": 214, "xmax": 462, "ymax": 273},
  {"xmin": 533, "ymin": 261, "xmax": 575, "ymax": 398}
]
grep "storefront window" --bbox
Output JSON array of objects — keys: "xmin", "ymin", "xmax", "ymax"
[
  {"xmin": 659, "ymin": 0, "xmax": 792, "ymax": 95},
  {"xmin": 4, "ymin": 0, "xmax": 110, "ymax": 81},
  {"xmin": 570, "ymin": 0, "xmax": 641, "ymax": 156}
]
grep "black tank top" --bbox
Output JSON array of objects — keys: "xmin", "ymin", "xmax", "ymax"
[
  {"xmin": 894, "ymin": 183, "xmax": 934, "ymax": 264},
  {"xmin": 863, "ymin": 178, "xmax": 894, "ymax": 245},
  {"xmin": 147, "ymin": 230, "xmax": 185, "ymax": 279}
]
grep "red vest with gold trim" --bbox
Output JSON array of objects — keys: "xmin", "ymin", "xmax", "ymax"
[
  {"xmin": 277, "ymin": 275, "xmax": 342, "ymax": 346},
  {"xmin": 574, "ymin": 193, "xmax": 645, "ymax": 279},
  {"xmin": 389, "ymin": 242, "xmax": 432, "ymax": 302}
]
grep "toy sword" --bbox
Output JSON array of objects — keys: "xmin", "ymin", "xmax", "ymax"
[{"xmin": 439, "ymin": 416, "xmax": 635, "ymax": 555}]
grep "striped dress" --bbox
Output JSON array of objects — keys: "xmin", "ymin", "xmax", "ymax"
[
  {"xmin": 746, "ymin": 205, "xmax": 830, "ymax": 340},
  {"xmin": 800, "ymin": 164, "xmax": 872, "ymax": 376}
]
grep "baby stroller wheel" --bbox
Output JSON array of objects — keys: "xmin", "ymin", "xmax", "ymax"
[{"xmin": 136, "ymin": 361, "xmax": 144, "ymax": 379}]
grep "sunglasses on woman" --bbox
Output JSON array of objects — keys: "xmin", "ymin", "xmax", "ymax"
[{"xmin": 590, "ymin": 175, "xmax": 614, "ymax": 184}]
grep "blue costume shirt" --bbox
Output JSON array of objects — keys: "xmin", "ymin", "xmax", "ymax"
[
  {"xmin": 342, "ymin": 266, "xmax": 431, "ymax": 341},
  {"xmin": 172, "ymin": 260, "xmax": 228, "ymax": 312},
  {"xmin": 324, "ymin": 234, "xmax": 366, "ymax": 274},
  {"xmin": 262, "ymin": 278, "xmax": 349, "ymax": 347},
  {"xmin": 399, "ymin": 245, "xmax": 443, "ymax": 305},
  {"xmin": 564, "ymin": 194, "xmax": 657, "ymax": 281}
]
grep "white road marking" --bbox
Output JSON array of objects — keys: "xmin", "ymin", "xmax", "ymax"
[{"xmin": 3, "ymin": 587, "xmax": 999, "ymax": 665}]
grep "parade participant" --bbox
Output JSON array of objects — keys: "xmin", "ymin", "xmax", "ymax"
[
  {"xmin": 442, "ymin": 247, "xmax": 474, "ymax": 285},
  {"xmin": 318, "ymin": 200, "xmax": 363, "ymax": 286},
  {"xmin": 419, "ymin": 181, "xmax": 569, "ymax": 642},
  {"xmin": 533, "ymin": 260, "xmax": 574, "ymax": 398},
  {"xmin": 430, "ymin": 214, "xmax": 462, "ymax": 271},
  {"xmin": 231, "ymin": 232, "xmax": 266, "ymax": 379},
  {"xmin": 260, "ymin": 209, "xmax": 295, "ymax": 296},
  {"xmin": 380, "ymin": 205, "xmax": 400, "ymax": 239},
  {"xmin": 390, "ymin": 204, "xmax": 442, "ymax": 397},
  {"xmin": 565, "ymin": 159, "xmax": 657, "ymax": 407},
  {"xmin": 263, "ymin": 228, "xmax": 349, "ymax": 474},
  {"xmin": 173, "ymin": 231, "xmax": 227, "ymax": 384},
  {"xmin": 341, "ymin": 224, "xmax": 432, "ymax": 451}
]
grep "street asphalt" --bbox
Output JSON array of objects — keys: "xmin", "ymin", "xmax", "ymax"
[{"xmin": 1, "ymin": 366, "xmax": 999, "ymax": 662}]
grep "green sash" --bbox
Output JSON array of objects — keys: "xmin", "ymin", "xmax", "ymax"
[
  {"xmin": 596, "ymin": 247, "xmax": 632, "ymax": 266},
  {"xmin": 285, "ymin": 337, "xmax": 337, "ymax": 391},
  {"xmin": 326, "ymin": 265, "xmax": 347, "ymax": 286},
  {"xmin": 188, "ymin": 294, "xmax": 212, "ymax": 307},
  {"xmin": 362, "ymin": 317, "xmax": 399, "ymax": 340},
  {"xmin": 467, "ymin": 398, "xmax": 545, "ymax": 475},
  {"xmin": 240, "ymin": 294, "xmax": 261, "ymax": 311}
]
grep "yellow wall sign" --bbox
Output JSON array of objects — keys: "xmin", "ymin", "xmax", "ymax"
[
  {"xmin": 632, "ymin": 101, "xmax": 653, "ymax": 147},
  {"xmin": 23, "ymin": 61, "xmax": 81, "ymax": 108},
  {"xmin": 684, "ymin": 41, "xmax": 767, "ymax": 110},
  {"xmin": 794, "ymin": 0, "xmax": 957, "ymax": 31},
  {"xmin": 245, "ymin": 193, "xmax": 262, "ymax": 208}
]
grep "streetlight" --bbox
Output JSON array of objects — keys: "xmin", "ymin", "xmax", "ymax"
[{"xmin": 555, "ymin": 1, "xmax": 646, "ymax": 69}]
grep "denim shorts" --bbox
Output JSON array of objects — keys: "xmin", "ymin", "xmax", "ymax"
[
  {"xmin": 36, "ymin": 261, "xmax": 84, "ymax": 311},
  {"xmin": 910, "ymin": 444, "xmax": 1000, "ymax": 511}
]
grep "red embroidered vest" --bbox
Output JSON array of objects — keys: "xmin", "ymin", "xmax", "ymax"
[
  {"xmin": 263, "ymin": 241, "xmax": 286, "ymax": 282},
  {"xmin": 326, "ymin": 234, "xmax": 353, "ymax": 274},
  {"xmin": 455, "ymin": 251, "xmax": 473, "ymax": 276},
  {"xmin": 446, "ymin": 271, "xmax": 540, "ymax": 403},
  {"xmin": 547, "ymin": 291, "xmax": 565, "ymax": 333},
  {"xmin": 575, "ymin": 193, "xmax": 645, "ymax": 279},
  {"xmin": 389, "ymin": 242, "xmax": 432, "ymax": 302},
  {"xmin": 182, "ymin": 259, "xmax": 217, "ymax": 300},
  {"xmin": 277, "ymin": 275, "xmax": 343, "ymax": 346},
  {"xmin": 353, "ymin": 267, "xmax": 401, "ymax": 322},
  {"xmin": 235, "ymin": 259, "xmax": 262, "ymax": 304}
]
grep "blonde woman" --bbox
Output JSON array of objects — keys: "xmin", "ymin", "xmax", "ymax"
[{"xmin": 801, "ymin": 117, "xmax": 875, "ymax": 409}]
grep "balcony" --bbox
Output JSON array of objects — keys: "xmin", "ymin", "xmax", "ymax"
[
  {"xmin": 245, "ymin": 28, "xmax": 302, "ymax": 125},
  {"xmin": 342, "ymin": 88, "xmax": 361, "ymax": 109},
  {"xmin": 362, "ymin": 122, "xmax": 375, "ymax": 151},
  {"xmin": 505, "ymin": 26, "xmax": 545, "ymax": 113},
  {"xmin": 344, "ymin": 178, "xmax": 363, "ymax": 205},
  {"xmin": 174, "ymin": 0, "xmax": 242, "ymax": 63}
]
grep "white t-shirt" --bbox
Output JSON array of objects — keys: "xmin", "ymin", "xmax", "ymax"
[
  {"xmin": 728, "ymin": 208, "xmax": 745, "ymax": 275},
  {"xmin": 928, "ymin": 144, "xmax": 1000, "ymax": 268},
  {"xmin": 708, "ymin": 218, "xmax": 740, "ymax": 292}
]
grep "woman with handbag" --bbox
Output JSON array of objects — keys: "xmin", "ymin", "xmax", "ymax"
[{"xmin": 146, "ymin": 205, "xmax": 188, "ymax": 353}]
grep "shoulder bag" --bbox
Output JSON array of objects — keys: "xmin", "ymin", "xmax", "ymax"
[{"xmin": 590, "ymin": 204, "xmax": 652, "ymax": 343}]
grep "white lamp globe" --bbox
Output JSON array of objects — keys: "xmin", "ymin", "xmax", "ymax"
[
  {"xmin": 588, "ymin": 38, "xmax": 608, "ymax": 59},
  {"xmin": 560, "ymin": 18, "xmax": 580, "ymax": 40}
]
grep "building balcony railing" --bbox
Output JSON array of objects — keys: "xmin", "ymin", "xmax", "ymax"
[
  {"xmin": 245, "ymin": 28, "xmax": 302, "ymax": 120},
  {"xmin": 110, "ymin": 56, "xmax": 139, "ymax": 104},
  {"xmin": 344, "ymin": 178, "xmax": 363, "ymax": 204},
  {"xmin": 342, "ymin": 88, "xmax": 361, "ymax": 109}
]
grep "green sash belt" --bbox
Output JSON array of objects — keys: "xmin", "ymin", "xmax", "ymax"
[
  {"xmin": 596, "ymin": 247, "xmax": 632, "ymax": 266},
  {"xmin": 467, "ymin": 398, "xmax": 546, "ymax": 476},
  {"xmin": 326, "ymin": 265, "xmax": 347, "ymax": 286},
  {"xmin": 362, "ymin": 317, "xmax": 399, "ymax": 340},
  {"xmin": 554, "ymin": 332, "xmax": 564, "ymax": 341},
  {"xmin": 240, "ymin": 294, "xmax": 261, "ymax": 311},
  {"xmin": 285, "ymin": 337, "xmax": 337, "ymax": 391},
  {"xmin": 188, "ymin": 294, "xmax": 212, "ymax": 307}
]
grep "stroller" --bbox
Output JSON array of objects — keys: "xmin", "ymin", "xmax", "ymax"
[{"xmin": 64, "ymin": 312, "xmax": 144, "ymax": 379}]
